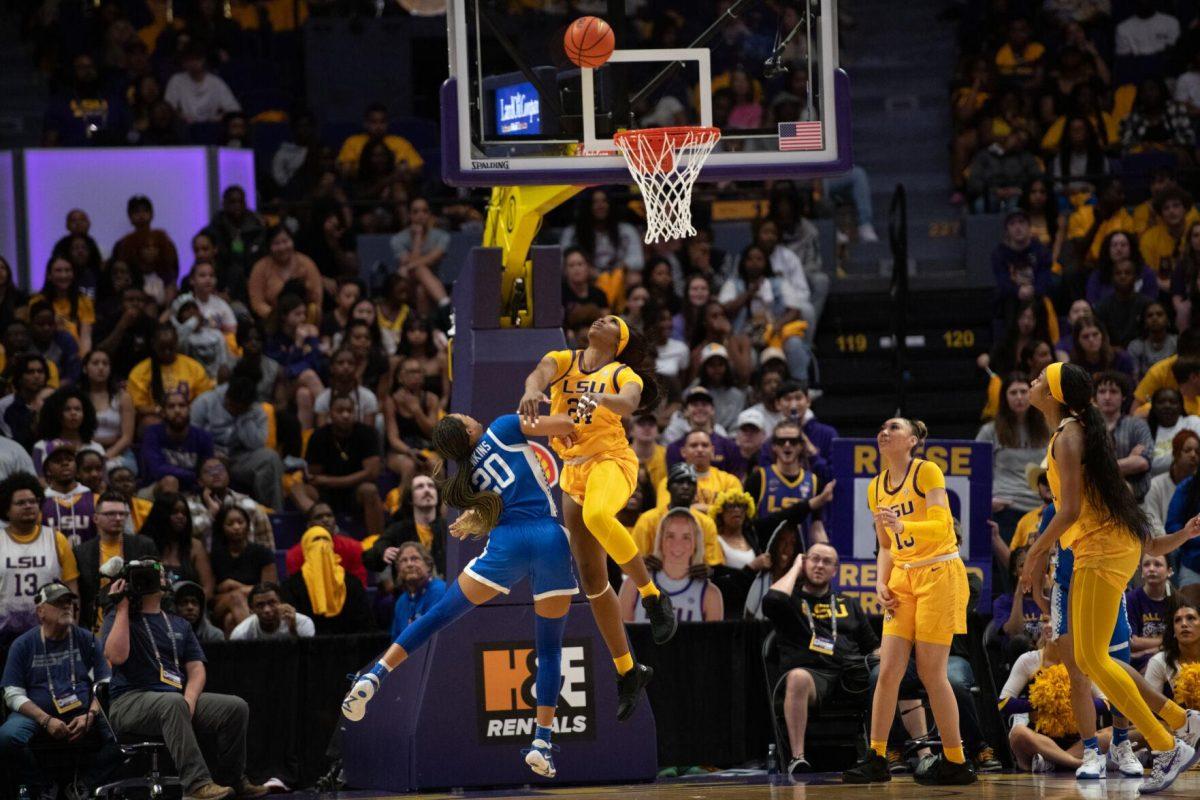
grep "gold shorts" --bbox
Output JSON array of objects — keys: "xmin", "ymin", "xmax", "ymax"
[
  {"xmin": 560, "ymin": 449, "xmax": 638, "ymax": 507},
  {"xmin": 883, "ymin": 557, "xmax": 969, "ymax": 646}
]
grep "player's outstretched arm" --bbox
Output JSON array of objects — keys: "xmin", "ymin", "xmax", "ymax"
[
  {"xmin": 519, "ymin": 356, "xmax": 558, "ymax": 424},
  {"xmin": 520, "ymin": 414, "xmax": 577, "ymax": 439}
]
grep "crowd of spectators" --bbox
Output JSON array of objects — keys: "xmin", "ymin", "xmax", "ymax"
[{"xmin": 5, "ymin": 0, "xmax": 1200, "ymax": 791}]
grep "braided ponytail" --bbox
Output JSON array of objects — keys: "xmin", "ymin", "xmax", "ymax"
[{"xmin": 431, "ymin": 416, "xmax": 503, "ymax": 535}]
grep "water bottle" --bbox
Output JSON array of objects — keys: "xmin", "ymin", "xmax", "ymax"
[{"xmin": 767, "ymin": 743, "xmax": 779, "ymax": 775}]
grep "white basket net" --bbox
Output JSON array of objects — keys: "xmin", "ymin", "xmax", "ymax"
[{"xmin": 613, "ymin": 126, "xmax": 721, "ymax": 244}]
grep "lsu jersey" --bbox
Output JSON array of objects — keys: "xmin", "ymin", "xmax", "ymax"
[
  {"xmin": 469, "ymin": 414, "xmax": 557, "ymax": 525},
  {"xmin": 1046, "ymin": 421, "xmax": 1111, "ymax": 550},
  {"xmin": 866, "ymin": 458, "xmax": 957, "ymax": 564},
  {"xmin": 752, "ymin": 465, "xmax": 818, "ymax": 519},
  {"xmin": 545, "ymin": 349, "xmax": 643, "ymax": 461},
  {"xmin": 42, "ymin": 486, "xmax": 97, "ymax": 546}
]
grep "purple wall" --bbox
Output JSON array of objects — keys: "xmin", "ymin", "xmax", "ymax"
[{"xmin": 19, "ymin": 147, "xmax": 255, "ymax": 291}]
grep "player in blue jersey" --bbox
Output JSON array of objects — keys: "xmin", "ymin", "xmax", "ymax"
[{"xmin": 341, "ymin": 411, "xmax": 579, "ymax": 778}]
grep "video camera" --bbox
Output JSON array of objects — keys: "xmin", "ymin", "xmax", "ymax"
[{"xmin": 102, "ymin": 557, "xmax": 167, "ymax": 602}]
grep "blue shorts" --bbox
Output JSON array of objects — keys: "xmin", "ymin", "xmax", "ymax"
[
  {"xmin": 464, "ymin": 517, "xmax": 578, "ymax": 601},
  {"xmin": 1050, "ymin": 580, "xmax": 1131, "ymax": 663}
]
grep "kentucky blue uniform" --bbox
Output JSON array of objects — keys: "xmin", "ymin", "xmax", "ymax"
[
  {"xmin": 1042, "ymin": 505, "xmax": 1131, "ymax": 660},
  {"xmin": 462, "ymin": 414, "xmax": 577, "ymax": 600},
  {"xmin": 752, "ymin": 465, "xmax": 818, "ymax": 519}
]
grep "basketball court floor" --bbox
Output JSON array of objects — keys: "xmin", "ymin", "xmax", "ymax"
[{"xmin": 324, "ymin": 772, "xmax": 1200, "ymax": 800}]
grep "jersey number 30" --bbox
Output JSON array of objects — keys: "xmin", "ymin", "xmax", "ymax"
[{"xmin": 472, "ymin": 454, "xmax": 516, "ymax": 494}]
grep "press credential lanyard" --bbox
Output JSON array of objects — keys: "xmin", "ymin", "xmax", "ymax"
[
  {"xmin": 802, "ymin": 593, "xmax": 838, "ymax": 656},
  {"xmin": 142, "ymin": 612, "xmax": 184, "ymax": 689},
  {"xmin": 41, "ymin": 629, "xmax": 83, "ymax": 714}
]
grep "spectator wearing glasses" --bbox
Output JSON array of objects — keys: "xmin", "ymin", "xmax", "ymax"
[
  {"xmin": 0, "ymin": 474, "xmax": 80, "ymax": 655},
  {"xmin": 763, "ymin": 543, "xmax": 879, "ymax": 776},
  {"xmin": 187, "ymin": 456, "xmax": 274, "ymax": 552},
  {"xmin": 101, "ymin": 564, "xmax": 265, "ymax": 800},
  {"xmin": 74, "ymin": 492, "xmax": 157, "ymax": 634},
  {"xmin": 387, "ymin": 542, "xmax": 446, "ymax": 639},
  {"xmin": 0, "ymin": 581, "xmax": 122, "ymax": 799},
  {"xmin": 229, "ymin": 582, "xmax": 314, "ymax": 641},
  {"xmin": 746, "ymin": 419, "xmax": 831, "ymax": 544}
]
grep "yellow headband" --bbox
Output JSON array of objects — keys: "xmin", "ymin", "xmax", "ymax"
[
  {"xmin": 613, "ymin": 316, "xmax": 629, "ymax": 356},
  {"xmin": 1045, "ymin": 361, "xmax": 1065, "ymax": 404}
]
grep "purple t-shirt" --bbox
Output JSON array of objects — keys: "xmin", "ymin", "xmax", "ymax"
[
  {"xmin": 992, "ymin": 592, "xmax": 1042, "ymax": 641},
  {"xmin": 1125, "ymin": 585, "xmax": 1171, "ymax": 669}
]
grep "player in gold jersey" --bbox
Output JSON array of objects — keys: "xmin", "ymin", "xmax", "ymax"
[
  {"xmin": 844, "ymin": 418, "xmax": 976, "ymax": 786},
  {"xmin": 1020, "ymin": 362, "xmax": 1200, "ymax": 793},
  {"xmin": 520, "ymin": 315, "xmax": 675, "ymax": 721}
]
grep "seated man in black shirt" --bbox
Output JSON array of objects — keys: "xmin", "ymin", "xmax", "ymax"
[
  {"xmin": 762, "ymin": 542, "xmax": 878, "ymax": 776},
  {"xmin": 295, "ymin": 393, "xmax": 384, "ymax": 536}
]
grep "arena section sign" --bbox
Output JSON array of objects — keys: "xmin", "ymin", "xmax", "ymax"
[{"xmin": 827, "ymin": 439, "xmax": 994, "ymax": 614}]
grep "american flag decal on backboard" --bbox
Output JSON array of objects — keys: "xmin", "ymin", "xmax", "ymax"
[{"xmin": 778, "ymin": 121, "xmax": 823, "ymax": 151}]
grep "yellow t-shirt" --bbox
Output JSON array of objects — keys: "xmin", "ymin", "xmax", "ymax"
[
  {"xmin": 385, "ymin": 487, "xmax": 403, "ymax": 516},
  {"xmin": 1010, "ymin": 505, "xmax": 1045, "ymax": 551},
  {"xmin": 866, "ymin": 458, "xmax": 957, "ymax": 564},
  {"xmin": 1140, "ymin": 224, "xmax": 1185, "ymax": 278},
  {"xmin": 545, "ymin": 349, "xmax": 643, "ymax": 461},
  {"xmin": 95, "ymin": 536, "xmax": 124, "ymax": 629},
  {"xmin": 994, "ymin": 41, "xmax": 1046, "ymax": 77},
  {"xmin": 416, "ymin": 523, "xmax": 433, "ymax": 551},
  {"xmin": 639, "ymin": 444, "xmax": 667, "ymax": 490},
  {"xmin": 1066, "ymin": 206, "xmax": 1136, "ymax": 263},
  {"xmin": 1132, "ymin": 201, "xmax": 1200, "ymax": 235},
  {"xmin": 631, "ymin": 506, "xmax": 723, "ymax": 566},
  {"xmin": 127, "ymin": 355, "xmax": 215, "ymax": 413},
  {"xmin": 0, "ymin": 346, "xmax": 61, "ymax": 388},
  {"xmin": 30, "ymin": 294, "xmax": 95, "ymax": 346},
  {"xmin": 1133, "ymin": 356, "xmax": 1200, "ymax": 415},
  {"xmin": 1040, "ymin": 112, "xmax": 1119, "ymax": 152},
  {"xmin": 654, "ymin": 467, "xmax": 743, "ymax": 510},
  {"xmin": 336, "ymin": 134, "xmax": 425, "ymax": 173}
]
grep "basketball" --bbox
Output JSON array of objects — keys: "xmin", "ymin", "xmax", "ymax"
[{"xmin": 564, "ymin": 16, "xmax": 615, "ymax": 69}]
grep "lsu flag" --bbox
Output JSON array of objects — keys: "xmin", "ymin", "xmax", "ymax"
[{"xmin": 778, "ymin": 121, "xmax": 823, "ymax": 151}]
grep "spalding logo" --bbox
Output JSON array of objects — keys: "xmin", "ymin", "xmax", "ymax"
[{"xmin": 528, "ymin": 441, "xmax": 559, "ymax": 488}]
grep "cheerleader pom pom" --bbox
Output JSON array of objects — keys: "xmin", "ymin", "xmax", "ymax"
[
  {"xmin": 1174, "ymin": 663, "xmax": 1200, "ymax": 710},
  {"xmin": 1030, "ymin": 663, "xmax": 1075, "ymax": 739}
]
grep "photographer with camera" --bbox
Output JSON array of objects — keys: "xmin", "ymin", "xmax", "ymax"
[
  {"xmin": 101, "ymin": 559, "xmax": 266, "ymax": 800},
  {"xmin": 74, "ymin": 492, "xmax": 157, "ymax": 633}
]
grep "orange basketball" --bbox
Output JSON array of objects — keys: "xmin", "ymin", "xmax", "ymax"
[{"xmin": 564, "ymin": 16, "xmax": 615, "ymax": 69}]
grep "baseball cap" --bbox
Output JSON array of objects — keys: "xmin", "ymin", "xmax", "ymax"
[
  {"xmin": 34, "ymin": 581, "xmax": 77, "ymax": 606},
  {"xmin": 667, "ymin": 463, "xmax": 697, "ymax": 484},
  {"xmin": 736, "ymin": 408, "xmax": 766, "ymax": 430},
  {"xmin": 699, "ymin": 342, "xmax": 730, "ymax": 363},
  {"xmin": 760, "ymin": 346, "xmax": 786, "ymax": 366},
  {"xmin": 1005, "ymin": 208, "xmax": 1030, "ymax": 224},
  {"xmin": 683, "ymin": 385, "xmax": 714, "ymax": 404},
  {"xmin": 633, "ymin": 413, "xmax": 658, "ymax": 427},
  {"xmin": 44, "ymin": 441, "xmax": 78, "ymax": 464}
]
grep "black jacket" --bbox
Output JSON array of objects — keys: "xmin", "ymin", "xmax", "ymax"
[
  {"xmin": 362, "ymin": 518, "xmax": 447, "ymax": 577},
  {"xmin": 74, "ymin": 534, "xmax": 159, "ymax": 633}
]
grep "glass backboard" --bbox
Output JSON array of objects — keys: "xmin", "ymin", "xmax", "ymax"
[{"xmin": 442, "ymin": 0, "xmax": 852, "ymax": 186}]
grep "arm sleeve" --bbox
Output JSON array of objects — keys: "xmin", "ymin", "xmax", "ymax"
[
  {"xmin": 899, "ymin": 504, "xmax": 953, "ymax": 538},
  {"xmin": 56, "ymin": 533, "xmax": 79, "ymax": 583}
]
